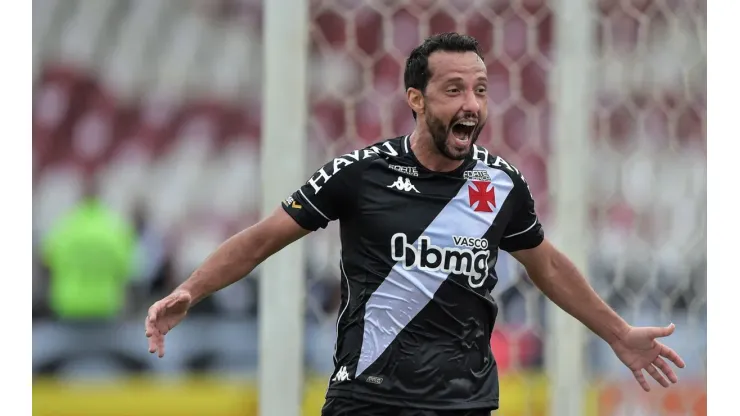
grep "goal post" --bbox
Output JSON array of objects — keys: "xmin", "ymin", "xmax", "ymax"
[
  {"xmin": 259, "ymin": 0, "xmax": 309, "ymax": 415},
  {"xmin": 547, "ymin": 0, "xmax": 595, "ymax": 415}
]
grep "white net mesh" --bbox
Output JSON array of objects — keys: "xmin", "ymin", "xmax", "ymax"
[{"xmin": 585, "ymin": 0, "xmax": 706, "ymax": 414}]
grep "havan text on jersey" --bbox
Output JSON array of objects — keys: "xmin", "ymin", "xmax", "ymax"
[{"xmin": 307, "ymin": 141, "xmax": 399, "ymax": 193}]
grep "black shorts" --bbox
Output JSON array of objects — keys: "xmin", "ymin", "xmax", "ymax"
[{"xmin": 321, "ymin": 397, "xmax": 493, "ymax": 416}]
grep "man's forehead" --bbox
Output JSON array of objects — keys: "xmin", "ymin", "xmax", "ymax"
[{"xmin": 428, "ymin": 51, "xmax": 487, "ymax": 80}]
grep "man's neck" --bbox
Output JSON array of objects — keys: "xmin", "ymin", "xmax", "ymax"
[{"xmin": 409, "ymin": 130, "xmax": 466, "ymax": 173}]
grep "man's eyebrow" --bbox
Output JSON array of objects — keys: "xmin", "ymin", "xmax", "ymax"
[{"xmin": 442, "ymin": 76, "xmax": 464, "ymax": 83}]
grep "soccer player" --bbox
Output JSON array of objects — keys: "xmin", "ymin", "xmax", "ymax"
[{"xmin": 145, "ymin": 33, "xmax": 685, "ymax": 416}]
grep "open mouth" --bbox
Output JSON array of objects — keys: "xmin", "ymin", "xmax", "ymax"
[{"xmin": 451, "ymin": 119, "xmax": 477, "ymax": 146}]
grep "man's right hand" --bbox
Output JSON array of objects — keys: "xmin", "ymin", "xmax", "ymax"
[{"xmin": 145, "ymin": 290, "xmax": 193, "ymax": 358}]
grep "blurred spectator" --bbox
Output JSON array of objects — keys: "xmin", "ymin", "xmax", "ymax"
[{"xmin": 41, "ymin": 178, "xmax": 136, "ymax": 320}]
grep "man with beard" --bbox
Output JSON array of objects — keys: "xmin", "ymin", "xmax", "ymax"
[{"xmin": 145, "ymin": 33, "xmax": 685, "ymax": 416}]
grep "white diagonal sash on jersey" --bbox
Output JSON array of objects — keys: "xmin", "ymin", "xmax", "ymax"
[{"xmin": 356, "ymin": 161, "xmax": 514, "ymax": 376}]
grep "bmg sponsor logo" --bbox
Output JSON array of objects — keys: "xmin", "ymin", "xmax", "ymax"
[{"xmin": 391, "ymin": 233, "xmax": 490, "ymax": 288}]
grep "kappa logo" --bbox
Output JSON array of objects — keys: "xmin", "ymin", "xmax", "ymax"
[
  {"xmin": 332, "ymin": 366, "xmax": 351, "ymax": 382},
  {"xmin": 387, "ymin": 176, "xmax": 420, "ymax": 193},
  {"xmin": 463, "ymin": 170, "xmax": 492, "ymax": 181},
  {"xmin": 469, "ymin": 181, "xmax": 496, "ymax": 212}
]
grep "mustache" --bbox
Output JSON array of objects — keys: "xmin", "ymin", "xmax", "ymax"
[{"xmin": 449, "ymin": 112, "xmax": 480, "ymax": 125}]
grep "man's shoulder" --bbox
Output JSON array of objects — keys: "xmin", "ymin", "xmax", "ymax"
[
  {"xmin": 305, "ymin": 136, "xmax": 407, "ymax": 193},
  {"xmin": 352, "ymin": 136, "xmax": 408, "ymax": 165},
  {"xmin": 366, "ymin": 135, "xmax": 407, "ymax": 155},
  {"xmin": 320, "ymin": 136, "xmax": 407, "ymax": 171},
  {"xmin": 471, "ymin": 144, "xmax": 525, "ymax": 182}
]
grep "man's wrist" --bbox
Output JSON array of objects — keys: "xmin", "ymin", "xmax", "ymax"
[
  {"xmin": 173, "ymin": 285, "xmax": 198, "ymax": 305},
  {"xmin": 606, "ymin": 320, "xmax": 632, "ymax": 345}
]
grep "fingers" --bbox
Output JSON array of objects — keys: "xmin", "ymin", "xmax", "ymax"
[
  {"xmin": 156, "ymin": 336, "xmax": 165, "ymax": 358},
  {"xmin": 649, "ymin": 323, "xmax": 675, "ymax": 339},
  {"xmin": 149, "ymin": 303, "xmax": 172, "ymax": 337},
  {"xmin": 147, "ymin": 330, "xmax": 159, "ymax": 354},
  {"xmin": 144, "ymin": 302, "xmax": 167, "ymax": 358},
  {"xmin": 632, "ymin": 369, "xmax": 651, "ymax": 392},
  {"xmin": 632, "ymin": 348, "xmax": 684, "ymax": 393},
  {"xmin": 145, "ymin": 316, "xmax": 154, "ymax": 338},
  {"xmin": 146, "ymin": 326, "xmax": 167, "ymax": 357},
  {"xmin": 145, "ymin": 304, "xmax": 161, "ymax": 337},
  {"xmin": 653, "ymin": 356, "xmax": 678, "ymax": 384},
  {"xmin": 147, "ymin": 302, "xmax": 161, "ymax": 325},
  {"xmin": 145, "ymin": 315, "xmax": 163, "ymax": 355},
  {"xmin": 145, "ymin": 306, "xmax": 158, "ymax": 337},
  {"xmin": 645, "ymin": 364, "xmax": 670, "ymax": 388},
  {"xmin": 660, "ymin": 344, "xmax": 686, "ymax": 368}
]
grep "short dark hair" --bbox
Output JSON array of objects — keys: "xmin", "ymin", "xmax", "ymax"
[{"xmin": 404, "ymin": 33, "xmax": 484, "ymax": 119}]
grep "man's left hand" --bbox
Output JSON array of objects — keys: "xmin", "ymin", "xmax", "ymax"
[{"xmin": 610, "ymin": 323, "xmax": 686, "ymax": 392}]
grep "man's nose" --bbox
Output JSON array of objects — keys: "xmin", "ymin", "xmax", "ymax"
[{"xmin": 462, "ymin": 90, "xmax": 480, "ymax": 114}]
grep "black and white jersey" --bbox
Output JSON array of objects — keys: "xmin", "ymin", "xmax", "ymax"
[{"xmin": 282, "ymin": 135, "xmax": 544, "ymax": 411}]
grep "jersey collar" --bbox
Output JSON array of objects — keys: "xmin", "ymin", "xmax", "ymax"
[{"xmin": 404, "ymin": 134, "xmax": 476, "ymax": 177}]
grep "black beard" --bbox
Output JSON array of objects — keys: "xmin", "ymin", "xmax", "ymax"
[{"xmin": 425, "ymin": 110, "xmax": 482, "ymax": 161}]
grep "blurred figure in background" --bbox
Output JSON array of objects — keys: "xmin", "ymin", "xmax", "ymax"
[
  {"xmin": 34, "ymin": 177, "xmax": 147, "ymax": 378},
  {"xmin": 42, "ymin": 177, "xmax": 136, "ymax": 321}
]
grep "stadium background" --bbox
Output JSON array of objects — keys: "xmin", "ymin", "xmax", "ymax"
[{"xmin": 31, "ymin": 0, "xmax": 706, "ymax": 415}]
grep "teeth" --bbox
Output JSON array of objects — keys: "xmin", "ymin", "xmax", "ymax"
[
  {"xmin": 452, "ymin": 120, "xmax": 475, "ymax": 143},
  {"xmin": 455, "ymin": 120, "xmax": 478, "ymax": 127}
]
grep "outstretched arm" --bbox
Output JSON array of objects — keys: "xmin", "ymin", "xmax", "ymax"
[
  {"xmin": 510, "ymin": 239, "xmax": 685, "ymax": 391},
  {"xmin": 178, "ymin": 207, "xmax": 310, "ymax": 304},
  {"xmin": 509, "ymin": 239, "xmax": 630, "ymax": 344},
  {"xmin": 145, "ymin": 207, "xmax": 310, "ymax": 357},
  {"xmin": 146, "ymin": 149, "xmax": 365, "ymax": 357},
  {"xmin": 491, "ymin": 156, "xmax": 685, "ymax": 391}
]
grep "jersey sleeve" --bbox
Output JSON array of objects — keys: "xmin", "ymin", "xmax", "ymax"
[
  {"xmin": 282, "ymin": 155, "xmax": 363, "ymax": 231},
  {"xmin": 499, "ymin": 169, "xmax": 545, "ymax": 252}
]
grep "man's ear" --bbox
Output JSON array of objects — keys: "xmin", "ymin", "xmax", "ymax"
[{"xmin": 407, "ymin": 88, "xmax": 425, "ymax": 117}]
